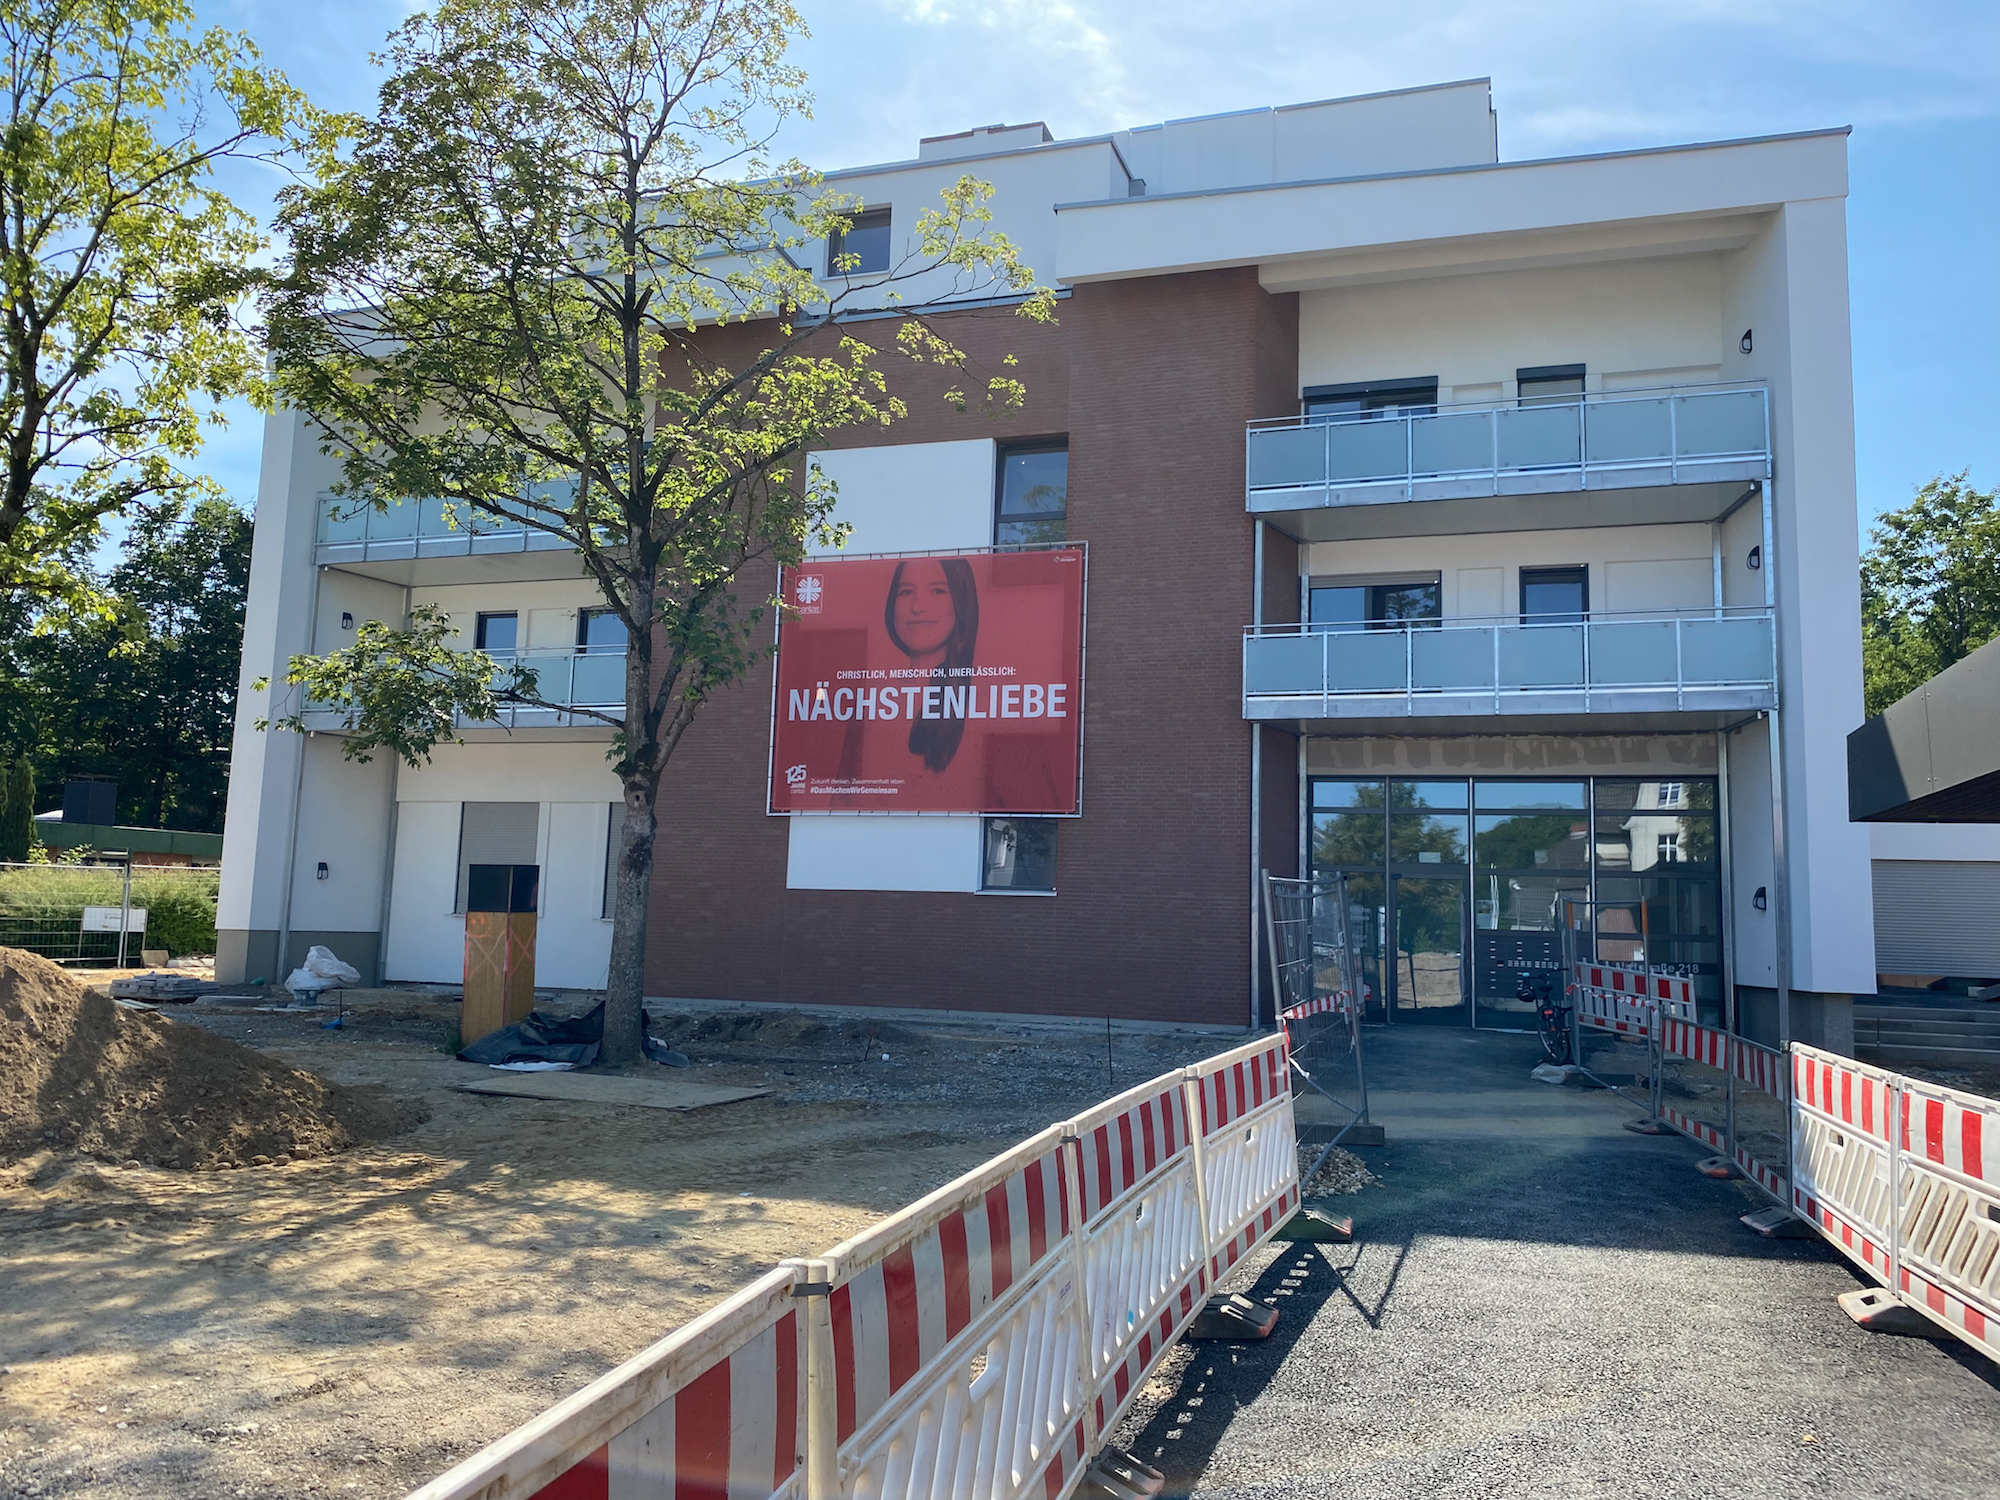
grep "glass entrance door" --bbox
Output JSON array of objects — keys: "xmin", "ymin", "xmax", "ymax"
[{"xmin": 1389, "ymin": 876, "xmax": 1468, "ymax": 1023}]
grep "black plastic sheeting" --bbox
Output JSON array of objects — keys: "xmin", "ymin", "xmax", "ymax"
[{"xmin": 457, "ymin": 1001, "xmax": 603, "ymax": 1068}]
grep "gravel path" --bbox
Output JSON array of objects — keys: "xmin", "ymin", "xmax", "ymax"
[{"xmin": 1115, "ymin": 1025, "xmax": 2000, "ymax": 1499}]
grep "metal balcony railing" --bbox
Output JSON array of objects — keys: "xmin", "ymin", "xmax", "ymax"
[
  {"xmin": 1245, "ymin": 383, "xmax": 1770, "ymax": 512},
  {"xmin": 299, "ymin": 648, "xmax": 626, "ymax": 733},
  {"xmin": 1243, "ymin": 609, "xmax": 1776, "ymax": 720},
  {"xmin": 314, "ymin": 490, "xmax": 575, "ymax": 563},
  {"xmin": 462, "ymin": 648, "xmax": 627, "ymax": 727}
]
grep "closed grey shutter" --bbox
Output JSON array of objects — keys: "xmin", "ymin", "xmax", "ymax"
[
  {"xmin": 603, "ymin": 802, "xmax": 623, "ymax": 919},
  {"xmin": 1872, "ymin": 860, "xmax": 2000, "ymax": 977},
  {"xmin": 457, "ymin": 802, "xmax": 540, "ymax": 912}
]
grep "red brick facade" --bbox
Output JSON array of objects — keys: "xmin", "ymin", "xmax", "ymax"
[{"xmin": 646, "ymin": 269, "xmax": 1301, "ymax": 1026}]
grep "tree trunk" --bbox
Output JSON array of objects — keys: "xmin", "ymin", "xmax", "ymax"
[{"xmin": 602, "ymin": 770, "xmax": 659, "ymax": 1066}]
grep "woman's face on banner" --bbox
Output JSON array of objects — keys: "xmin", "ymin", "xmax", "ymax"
[{"xmin": 893, "ymin": 559, "xmax": 956, "ymax": 656}]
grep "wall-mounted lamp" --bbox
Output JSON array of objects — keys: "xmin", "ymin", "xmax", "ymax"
[
  {"xmin": 316, "ymin": 862, "xmax": 329, "ymax": 881},
  {"xmin": 340, "ymin": 612, "xmax": 354, "ymax": 630},
  {"xmin": 1752, "ymin": 886, "xmax": 1768, "ymax": 911},
  {"xmin": 1740, "ymin": 328, "xmax": 1753, "ymax": 355},
  {"xmin": 1747, "ymin": 545, "xmax": 1762, "ymax": 571}
]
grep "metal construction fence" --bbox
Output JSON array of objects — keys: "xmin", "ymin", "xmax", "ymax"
[
  {"xmin": 1554, "ymin": 934, "xmax": 2000, "ymax": 1364},
  {"xmin": 407, "ymin": 1031, "xmax": 1303, "ymax": 1500},
  {"xmin": 0, "ymin": 861, "xmax": 219, "ymax": 966},
  {"xmin": 1263, "ymin": 872, "xmax": 1370, "ymax": 1181},
  {"xmin": 1791, "ymin": 1045, "xmax": 2000, "ymax": 1362}
]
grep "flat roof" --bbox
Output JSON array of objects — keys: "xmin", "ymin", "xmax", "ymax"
[{"xmin": 1849, "ymin": 637, "xmax": 2000, "ymax": 823}]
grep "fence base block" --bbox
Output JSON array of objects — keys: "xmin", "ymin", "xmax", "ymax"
[
  {"xmin": 1078, "ymin": 1448, "xmax": 1166, "ymax": 1500},
  {"xmin": 1622, "ymin": 1118, "xmax": 1671, "ymax": 1135},
  {"xmin": 1740, "ymin": 1206, "xmax": 1814, "ymax": 1239},
  {"xmin": 1695, "ymin": 1155, "xmax": 1739, "ymax": 1180},
  {"xmin": 1187, "ymin": 1293, "xmax": 1280, "ymax": 1341},
  {"xmin": 1838, "ymin": 1288, "xmax": 1953, "ymax": 1339},
  {"xmin": 1275, "ymin": 1207, "xmax": 1354, "ymax": 1243}
]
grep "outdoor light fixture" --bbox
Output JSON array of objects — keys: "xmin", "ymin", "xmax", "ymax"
[
  {"xmin": 1740, "ymin": 328, "xmax": 1753, "ymax": 354},
  {"xmin": 341, "ymin": 611, "xmax": 354, "ymax": 629},
  {"xmin": 1747, "ymin": 545, "xmax": 1762, "ymax": 570},
  {"xmin": 316, "ymin": 862, "xmax": 329, "ymax": 881},
  {"xmin": 1753, "ymin": 886, "xmax": 1768, "ymax": 911}
]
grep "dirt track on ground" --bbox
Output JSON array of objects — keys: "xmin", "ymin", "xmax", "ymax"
[{"xmin": 0, "ymin": 993, "xmax": 1234, "ymax": 1500}]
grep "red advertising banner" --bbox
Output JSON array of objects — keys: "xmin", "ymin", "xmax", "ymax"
[{"xmin": 769, "ymin": 548, "xmax": 1086, "ymax": 814}]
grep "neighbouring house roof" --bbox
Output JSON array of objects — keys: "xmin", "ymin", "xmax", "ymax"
[
  {"xmin": 1849, "ymin": 637, "xmax": 2000, "ymax": 823},
  {"xmin": 31, "ymin": 814, "xmax": 225, "ymax": 859}
]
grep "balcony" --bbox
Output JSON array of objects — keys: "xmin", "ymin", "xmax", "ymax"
[
  {"xmin": 314, "ymin": 492, "xmax": 579, "ymax": 584},
  {"xmin": 1243, "ymin": 610, "xmax": 1776, "ymax": 726},
  {"xmin": 299, "ymin": 649, "xmax": 626, "ymax": 736},
  {"xmin": 1246, "ymin": 384, "xmax": 1770, "ymax": 541}
]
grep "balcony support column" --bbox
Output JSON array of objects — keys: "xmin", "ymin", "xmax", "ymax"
[{"xmin": 1250, "ymin": 518, "xmax": 1265, "ymax": 1031}]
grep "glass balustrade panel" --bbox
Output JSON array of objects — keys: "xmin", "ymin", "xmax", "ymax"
[
  {"xmin": 1495, "ymin": 404, "xmax": 1580, "ymax": 470},
  {"xmin": 1497, "ymin": 625, "xmax": 1584, "ymax": 688},
  {"xmin": 1326, "ymin": 631, "xmax": 1409, "ymax": 692},
  {"xmin": 1245, "ymin": 635, "xmax": 1326, "ymax": 696},
  {"xmin": 570, "ymin": 650, "xmax": 625, "ymax": 706},
  {"xmin": 1585, "ymin": 399, "xmax": 1672, "ymax": 464},
  {"xmin": 1248, "ymin": 427, "xmax": 1328, "ymax": 490},
  {"xmin": 1679, "ymin": 616, "xmax": 1774, "ymax": 684},
  {"xmin": 317, "ymin": 496, "xmax": 368, "ymax": 544},
  {"xmin": 1673, "ymin": 390, "xmax": 1767, "ymax": 458},
  {"xmin": 1325, "ymin": 419, "xmax": 1410, "ymax": 484},
  {"xmin": 1586, "ymin": 620, "xmax": 1678, "ymax": 687},
  {"xmin": 1409, "ymin": 411, "xmax": 1493, "ymax": 477},
  {"xmin": 1410, "ymin": 628, "xmax": 1495, "ymax": 691},
  {"xmin": 367, "ymin": 496, "xmax": 419, "ymax": 539}
]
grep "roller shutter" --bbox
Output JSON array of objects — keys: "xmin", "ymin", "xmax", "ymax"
[{"xmin": 1872, "ymin": 860, "xmax": 2000, "ymax": 977}]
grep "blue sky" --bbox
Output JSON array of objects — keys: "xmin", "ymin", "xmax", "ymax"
[{"xmin": 189, "ymin": 0, "xmax": 1999, "ymax": 535}]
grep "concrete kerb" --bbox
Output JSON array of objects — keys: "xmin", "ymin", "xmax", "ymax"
[{"xmin": 641, "ymin": 992, "xmax": 1250, "ymax": 1041}]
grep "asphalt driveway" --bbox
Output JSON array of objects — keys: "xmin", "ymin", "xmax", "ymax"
[{"xmin": 1121, "ymin": 1025, "xmax": 2000, "ymax": 1499}]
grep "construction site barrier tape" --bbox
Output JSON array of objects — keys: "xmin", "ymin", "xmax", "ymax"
[{"xmin": 406, "ymin": 1033, "xmax": 1301, "ymax": 1500}]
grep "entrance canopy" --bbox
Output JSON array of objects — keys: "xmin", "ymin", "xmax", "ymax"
[{"xmin": 1849, "ymin": 638, "xmax": 2000, "ymax": 823}]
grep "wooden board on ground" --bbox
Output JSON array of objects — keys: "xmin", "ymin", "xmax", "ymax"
[{"xmin": 450, "ymin": 1070, "xmax": 770, "ymax": 1111}]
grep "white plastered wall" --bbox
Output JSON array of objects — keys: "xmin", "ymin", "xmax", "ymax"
[
  {"xmin": 219, "ymin": 408, "xmax": 348, "ymax": 939},
  {"xmin": 1722, "ymin": 202, "xmax": 1874, "ymax": 995},
  {"xmin": 1303, "ymin": 523, "xmax": 1719, "ymax": 618},
  {"xmin": 785, "ymin": 439, "xmax": 995, "ymax": 890},
  {"xmin": 283, "ymin": 733, "xmax": 395, "ymax": 939},
  {"xmin": 384, "ymin": 741, "xmax": 622, "ymax": 985},
  {"xmin": 1297, "ymin": 253, "xmax": 1727, "ymax": 400},
  {"xmin": 411, "ymin": 578, "xmax": 609, "ymax": 654}
]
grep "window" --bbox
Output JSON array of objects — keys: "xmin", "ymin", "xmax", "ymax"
[
  {"xmin": 475, "ymin": 612, "xmax": 518, "ymax": 652},
  {"xmin": 1309, "ymin": 575, "xmax": 1440, "ymax": 631},
  {"xmin": 1656, "ymin": 832, "xmax": 1684, "ymax": 864},
  {"xmin": 1517, "ymin": 364, "xmax": 1585, "ymax": 405},
  {"xmin": 1657, "ymin": 782, "xmax": 1685, "ymax": 809},
  {"xmin": 828, "ymin": 206, "xmax": 892, "ymax": 276},
  {"xmin": 456, "ymin": 801, "xmax": 539, "ymax": 913},
  {"xmin": 1520, "ymin": 566, "xmax": 1588, "ymax": 623},
  {"xmin": 995, "ymin": 443, "xmax": 1068, "ymax": 547},
  {"xmin": 578, "ymin": 608, "xmax": 629, "ymax": 651},
  {"xmin": 1302, "ymin": 378, "xmax": 1437, "ymax": 422},
  {"xmin": 983, "ymin": 817, "xmax": 1057, "ymax": 892}
]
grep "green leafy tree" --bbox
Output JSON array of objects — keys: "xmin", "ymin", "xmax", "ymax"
[
  {"xmin": 0, "ymin": 754, "xmax": 32, "ymax": 860},
  {"xmin": 0, "ymin": 0, "xmax": 324, "ymax": 610},
  {"xmin": 1861, "ymin": 472, "xmax": 2000, "ymax": 717},
  {"xmin": 262, "ymin": 0, "xmax": 1051, "ymax": 1064},
  {"xmin": 10, "ymin": 498, "xmax": 252, "ymax": 830}
]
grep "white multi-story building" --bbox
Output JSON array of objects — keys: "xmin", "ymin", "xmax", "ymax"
[{"xmin": 222, "ymin": 78, "xmax": 1988, "ymax": 1046}]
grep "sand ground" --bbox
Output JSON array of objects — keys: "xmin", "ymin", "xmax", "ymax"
[{"xmin": 0, "ymin": 993, "xmax": 1236, "ymax": 1500}]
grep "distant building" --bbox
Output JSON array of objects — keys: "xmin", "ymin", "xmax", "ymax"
[{"xmin": 32, "ymin": 812, "xmax": 223, "ymax": 867}]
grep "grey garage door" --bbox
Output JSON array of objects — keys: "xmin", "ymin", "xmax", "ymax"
[{"xmin": 1873, "ymin": 860, "xmax": 2000, "ymax": 977}]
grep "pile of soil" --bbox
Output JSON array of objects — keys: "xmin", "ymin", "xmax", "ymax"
[{"xmin": 0, "ymin": 948, "xmax": 426, "ymax": 1170}]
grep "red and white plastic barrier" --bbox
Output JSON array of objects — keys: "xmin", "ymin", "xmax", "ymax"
[
  {"xmin": 1793, "ymin": 1045, "xmax": 2000, "ymax": 1361},
  {"xmin": 408, "ymin": 1033, "xmax": 1301, "ymax": 1500},
  {"xmin": 1573, "ymin": 961, "xmax": 1695, "ymax": 1031}
]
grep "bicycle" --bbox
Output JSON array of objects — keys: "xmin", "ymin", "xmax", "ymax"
[{"xmin": 1519, "ymin": 969, "xmax": 1572, "ymax": 1067}]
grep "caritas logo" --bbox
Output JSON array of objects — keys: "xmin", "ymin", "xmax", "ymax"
[
  {"xmin": 793, "ymin": 574, "xmax": 824, "ymax": 611},
  {"xmin": 785, "ymin": 763, "xmax": 808, "ymax": 787}
]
